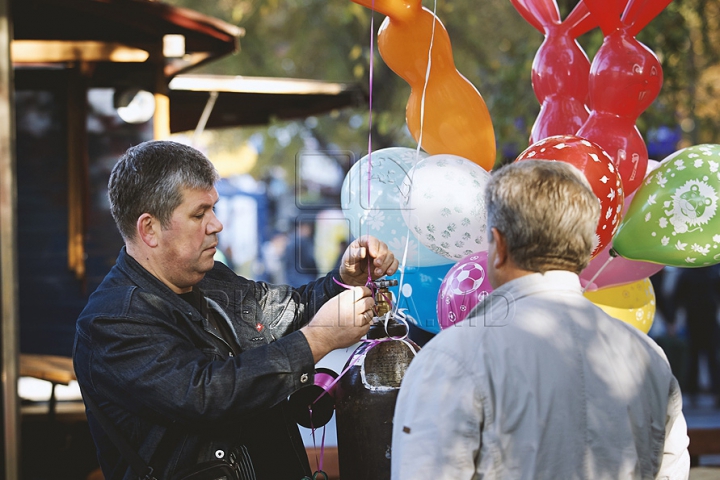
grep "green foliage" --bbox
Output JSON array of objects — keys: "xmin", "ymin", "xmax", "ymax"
[{"xmin": 164, "ymin": 0, "xmax": 720, "ymax": 177}]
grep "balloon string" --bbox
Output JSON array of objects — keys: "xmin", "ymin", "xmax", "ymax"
[
  {"xmin": 393, "ymin": 235, "xmax": 410, "ymax": 317},
  {"xmin": 307, "ymin": 410, "xmax": 326, "ymax": 475},
  {"xmin": 415, "ymin": 0, "xmax": 437, "ymax": 155},
  {"xmin": 395, "ymin": 0, "xmax": 438, "ymax": 315},
  {"xmin": 332, "ymin": 275, "xmax": 377, "ymax": 299},
  {"xmin": 309, "ymin": 410, "xmax": 318, "ymax": 464},
  {"xmin": 312, "ymin": 346, "xmax": 364, "ymax": 405},
  {"xmin": 581, "ymin": 253, "xmax": 616, "ymax": 294},
  {"xmin": 332, "ymin": 277, "xmax": 351, "ymax": 289},
  {"xmin": 366, "ymin": 4, "xmax": 375, "ymax": 286},
  {"xmin": 366, "ymin": 10, "xmax": 373, "ymax": 210},
  {"xmin": 319, "ymin": 425, "xmax": 326, "ymax": 472}
]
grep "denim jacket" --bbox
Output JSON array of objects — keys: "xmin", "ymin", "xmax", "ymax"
[{"xmin": 73, "ymin": 247, "xmax": 345, "ymax": 479}]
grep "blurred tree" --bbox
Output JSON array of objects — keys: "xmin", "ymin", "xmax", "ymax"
[
  {"xmin": 164, "ymin": 0, "xmax": 720, "ymax": 179},
  {"xmin": 165, "ymin": 0, "xmax": 534, "ymax": 176},
  {"xmin": 667, "ymin": 0, "xmax": 720, "ymax": 147}
]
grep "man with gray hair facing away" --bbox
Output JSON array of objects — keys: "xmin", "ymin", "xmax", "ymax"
[{"xmin": 392, "ymin": 160, "xmax": 689, "ymax": 479}]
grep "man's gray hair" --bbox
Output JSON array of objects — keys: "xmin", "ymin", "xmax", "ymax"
[
  {"xmin": 485, "ymin": 160, "xmax": 600, "ymax": 273},
  {"xmin": 108, "ymin": 140, "xmax": 220, "ymax": 241}
]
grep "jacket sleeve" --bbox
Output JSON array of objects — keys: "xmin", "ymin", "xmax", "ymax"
[
  {"xmin": 655, "ymin": 377, "xmax": 690, "ymax": 480},
  {"xmin": 253, "ymin": 268, "xmax": 346, "ymax": 339},
  {"xmin": 77, "ymin": 290, "xmax": 317, "ymax": 428},
  {"xmin": 76, "ymin": 265, "xmax": 347, "ymax": 428},
  {"xmin": 391, "ymin": 348, "xmax": 481, "ymax": 480}
]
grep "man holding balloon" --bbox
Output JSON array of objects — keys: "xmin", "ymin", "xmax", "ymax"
[{"xmin": 391, "ymin": 160, "xmax": 689, "ymax": 480}]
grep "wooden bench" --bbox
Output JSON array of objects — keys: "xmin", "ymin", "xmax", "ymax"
[
  {"xmin": 688, "ymin": 428, "xmax": 720, "ymax": 466},
  {"xmin": 19, "ymin": 353, "xmax": 78, "ymax": 420},
  {"xmin": 306, "ymin": 446, "xmax": 339, "ymax": 479}
]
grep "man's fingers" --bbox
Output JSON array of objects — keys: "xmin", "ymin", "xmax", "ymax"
[
  {"xmin": 344, "ymin": 236, "xmax": 397, "ymax": 279},
  {"xmin": 360, "ymin": 309, "xmax": 374, "ymax": 325},
  {"xmin": 373, "ymin": 253, "xmax": 397, "ymax": 276},
  {"xmin": 348, "ymin": 245, "xmax": 367, "ymax": 262},
  {"xmin": 364, "ymin": 235, "xmax": 386, "ymax": 259},
  {"xmin": 349, "ymin": 286, "xmax": 372, "ymax": 299}
]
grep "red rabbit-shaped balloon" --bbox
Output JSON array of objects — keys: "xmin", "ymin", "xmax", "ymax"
[
  {"xmin": 510, "ymin": 0, "xmax": 596, "ymax": 145},
  {"xmin": 577, "ymin": 0, "xmax": 673, "ymax": 195},
  {"xmin": 348, "ymin": 0, "xmax": 496, "ymax": 171}
]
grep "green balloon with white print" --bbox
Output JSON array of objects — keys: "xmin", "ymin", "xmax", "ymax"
[{"xmin": 612, "ymin": 144, "xmax": 720, "ymax": 267}]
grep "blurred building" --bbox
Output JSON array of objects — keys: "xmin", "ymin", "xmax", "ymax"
[{"xmin": 0, "ymin": 1, "xmax": 365, "ymax": 477}]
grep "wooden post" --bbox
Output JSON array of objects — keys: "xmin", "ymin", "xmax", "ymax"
[
  {"xmin": 154, "ymin": 58, "xmax": 170, "ymax": 140},
  {"xmin": 67, "ymin": 65, "xmax": 89, "ymax": 291},
  {"xmin": 154, "ymin": 93, "xmax": 170, "ymax": 140},
  {"xmin": 0, "ymin": 0, "xmax": 20, "ymax": 477}
]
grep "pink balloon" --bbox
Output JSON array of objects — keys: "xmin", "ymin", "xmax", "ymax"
[
  {"xmin": 580, "ymin": 239, "xmax": 663, "ymax": 291},
  {"xmin": 580, "ymin": 160, "xmax": 663, "ymax": 291},
  {"xmin": 437, "ymin": 252, "xmax": 493, "ymax": 329}
]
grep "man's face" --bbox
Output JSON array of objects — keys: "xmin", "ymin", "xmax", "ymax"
[{"xmin": 154, "ymin": 186, "xmax": 223, "ymax": 292}]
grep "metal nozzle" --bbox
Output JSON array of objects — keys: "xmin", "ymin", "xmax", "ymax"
[
  {"xmin": 372, "ymin": 279, "xmax": 398, "ymax": 289},
  {"xmin": 372, "ymin": 279, "xmax": 397, "ymax": 318}
]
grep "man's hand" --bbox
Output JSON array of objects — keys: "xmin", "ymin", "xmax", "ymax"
[
  {"xmin": 300, "ymin": 286, "xmax": 375, "ymax": 362},
  {"xmin": 339, "ymin": 235, "xmax": 399, "ymax": 286}
]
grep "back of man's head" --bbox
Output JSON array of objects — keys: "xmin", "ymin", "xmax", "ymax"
[
  {"xmin": 486, "ymin": 160, "xmax": 600, "ymax": 274},
  {"xmin": 108, "ymin": 140, "xmax": 219, "ymax": 242}
]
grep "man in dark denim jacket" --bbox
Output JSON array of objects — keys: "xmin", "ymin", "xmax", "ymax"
[{"xmin": 73, "ymin": 140, "xmax": 398, "ymax": 480}]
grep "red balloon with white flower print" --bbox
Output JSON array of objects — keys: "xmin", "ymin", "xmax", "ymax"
[{"xmin": 515, "ymin": 135, "xmax": 624, "ymax": 258}]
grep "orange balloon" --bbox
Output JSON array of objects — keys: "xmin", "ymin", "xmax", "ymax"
[{"xmin": 352, "ymin": 0, "xmax": 496, "ymax": 171}]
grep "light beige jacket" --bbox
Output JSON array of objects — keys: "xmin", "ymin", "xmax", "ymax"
[{"xmin": 392, "ymin": 271, "xmax": 689, "ymax": 480}]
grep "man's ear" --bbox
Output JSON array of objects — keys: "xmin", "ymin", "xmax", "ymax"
[
  {"xmin": 491, "ymin": 227, "xmax": 508, "ymax": 269},
  {"xmin": 137, "ymin": 213, "xmax": 159, "ymax": 248}
]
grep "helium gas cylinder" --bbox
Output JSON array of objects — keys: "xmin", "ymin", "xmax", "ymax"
[{"xmin": 334, "ymin": 279, "xmax": 420, "ymax": 480}]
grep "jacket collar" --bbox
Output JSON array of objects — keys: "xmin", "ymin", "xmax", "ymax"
[
  {"xmin": 115, "ymin": 246, "xmax": 201, "ymax": 317},
  {"xmin": 494, "ymin": 270, "xmax": 583, "ymax": 302}
]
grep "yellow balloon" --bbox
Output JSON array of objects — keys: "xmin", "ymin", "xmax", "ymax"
[{"xmin": 583, "ymin": 278, "xmax": 655, "ymax": 334}]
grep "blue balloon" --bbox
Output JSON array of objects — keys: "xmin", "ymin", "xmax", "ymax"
[
  {"xmin": 342, "ymin": 147, "xmax": 453, "ymax": 268},
  {"xmin": 386, "ymin": 263, "xmax": 454, "ymax": 334}
]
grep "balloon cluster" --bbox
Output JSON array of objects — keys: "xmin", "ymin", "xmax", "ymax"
[
  {"xmin": 340, "ymin": 0, "xmax": 707, "ymax": 336},
  {"xmin": 341, "ymin": 147, "xmax": 491, "ymax": 334}
]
